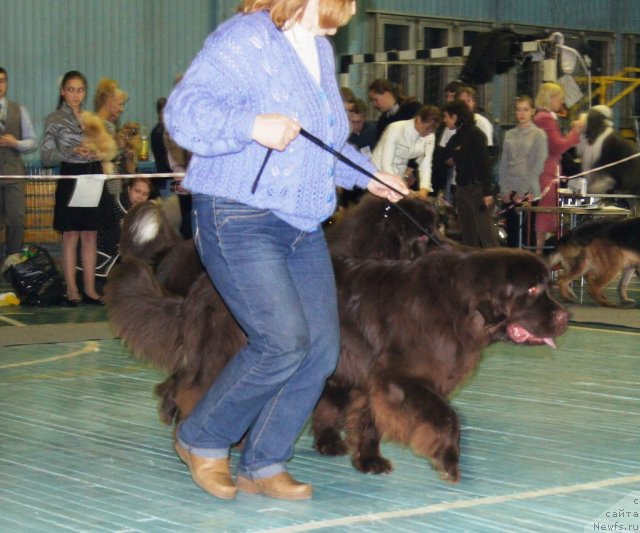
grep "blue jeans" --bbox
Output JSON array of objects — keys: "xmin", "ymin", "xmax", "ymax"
[{"xmin": 177, "ymin": 195, "xmax": 340, "ymax": 480}]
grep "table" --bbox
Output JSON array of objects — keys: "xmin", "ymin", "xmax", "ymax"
[
  {"xmin": 559, "ymin": 189, "xmax": 640, "ymax": 215},
  {"xmin": 514, "ymin": 205, "xmax": 632, "ymax": 250}
]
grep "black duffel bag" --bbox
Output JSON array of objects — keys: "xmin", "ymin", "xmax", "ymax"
[{"xmin": 4, "ymin": 245, "xmax": 65, "ymax": 306}]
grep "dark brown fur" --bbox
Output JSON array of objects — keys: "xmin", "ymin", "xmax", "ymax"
[
  {"xmin": 106, "ymin": 194, "xmax": 568, "ymax": 482},
  {"xmin": 548, "ymin": 217, "xmax": 640, "ymax": 307},
  {"xmin": 108, "ymin": 193, "xmax": 444, "ymax": 425},
  {"xmin": 312, "ymin": 249, "xmax": 568, "ymax": 481}
]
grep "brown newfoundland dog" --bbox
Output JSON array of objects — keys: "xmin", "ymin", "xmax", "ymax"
[{"xmin": 106, "ymin": 194, "xmax": 568, "ymax": 483}]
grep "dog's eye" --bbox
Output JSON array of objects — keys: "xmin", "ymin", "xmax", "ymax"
[{"xmin": 527, "ymin": 286, "xmax": 539, "ymax": 296}]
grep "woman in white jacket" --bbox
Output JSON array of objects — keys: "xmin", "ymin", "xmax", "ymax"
[{"xmin": 371, "ymin": 105, "xmax": 440, "ymax": 195}]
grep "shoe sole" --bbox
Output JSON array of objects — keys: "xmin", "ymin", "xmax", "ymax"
[
  {"xmin": 174, "ymin": 442, "xmax": 237, "ymax": 500},
  {"xmin": 236, "ymin": 475, "xmax": 313, "ymax": 501}
]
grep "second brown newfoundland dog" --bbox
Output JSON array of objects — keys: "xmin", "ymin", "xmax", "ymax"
[{"xmin": 106, "ymin": 195, "xmax": 568, "ymax": 483}]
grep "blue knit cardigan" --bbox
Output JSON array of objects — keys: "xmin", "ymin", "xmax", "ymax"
[{"xmin": 164, "ymin": 11, "xmax": 375, "ymax": 231}]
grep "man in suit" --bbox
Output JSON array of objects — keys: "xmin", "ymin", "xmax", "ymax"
[{"xmin": 0, "ymin": 67, "xmax": 36, "ymax": 259}]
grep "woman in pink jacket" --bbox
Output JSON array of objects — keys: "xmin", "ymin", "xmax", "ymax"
[{"xmin": 533, "ymin": 82, "xmax": 583, "ymax": 254}]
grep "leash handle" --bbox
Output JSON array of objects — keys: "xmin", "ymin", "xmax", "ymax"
[{"xmin": 251, "ymin": 148, "xmax": 273, "ymax": 194}]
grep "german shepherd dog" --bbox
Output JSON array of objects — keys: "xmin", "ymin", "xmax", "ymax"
[{"xmin": 548, "ymin": 217, "xmax": 640, "ymax": 307}]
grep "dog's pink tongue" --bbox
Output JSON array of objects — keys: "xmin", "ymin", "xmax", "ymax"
[{"xmin": 508, "ymin": 324, "xmax": 556, "ymax": 348}]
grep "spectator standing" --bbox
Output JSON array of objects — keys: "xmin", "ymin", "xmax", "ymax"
[
  {"xmin": 442, "ymin": 99, "xmax": 498, "ymax": 247},
  {"xmin": 340, "ymin": 98, "xmax": 377, "ymax": 208},
  {"xmin": 94, "ymin": 78, "xmax": 128, "ymax": 192},
  {"xmin": 40, "ymin": 70, "xmax": 104, "ymax": 305},
  {"xmin": 347, "ymin": 98, "xmax": 376, "ymax": 153},
  {"xmin": 0, "ymin": 67, "xmax": 36, "ymax": 259},
  {"xmin": 438, "ymin": 85, "xmax": 496, "ymax": 204},
  {"xmin": 432, "ymin": 80, "xmax": 465, "ymax": 197},
  {"xmin": 372, "ymin": 105, "xmax": 441, "ymax": 194},
  {"xmin": 498, "ymin": 95, "xmax": 547, "ymax": 247},
  {"xmin": 533, "ymin": 82, "xmax": 583, "ymax": 254},
  {"xmin": 340, "ymin": 86, "xmax": 356, "ymax": 112},
  {"xmin": 151, "ymin": 97, "xmax": 171, "ymax": 174},
  {"xmin": 455, "ymin": 86, "xmax": 495, "ymax": 157},
  {"xmin": 368, "ymin": 78, "xmax": 422, "ymax": 145},
  {"xmin": 164, "ymin": 0, "xmax": 407, "ymax": 502}
]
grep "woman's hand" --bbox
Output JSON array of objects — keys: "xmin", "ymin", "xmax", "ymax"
[
  {"xmin": 367, "ymin": 171, "xmax": 409, "ymax": 203},
  {"xmin": 252, "ymin": 113, "xmax": 301, "ymax": 151},
  {"xmin": 571, "ymin": 117, "xmax": 585, "ymax": 132}
]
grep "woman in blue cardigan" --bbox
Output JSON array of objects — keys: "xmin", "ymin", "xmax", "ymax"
[{"xmin": 164, "ymin": 0, "xmax": 407, "ymax": 502}]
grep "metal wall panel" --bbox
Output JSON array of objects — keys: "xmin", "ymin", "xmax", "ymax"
[
  {"xmin": 368, "ymin": 0, "xmax": 640, "ymax": 32},
  {"xmin": 1, "ymin": 0, "xmax": 215, "ymax": 163}
]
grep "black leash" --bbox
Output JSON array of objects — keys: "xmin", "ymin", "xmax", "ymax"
[
  {"xmin": 251, "ymin": 148, "xmax": 273, "ymax": 194},
  {"xmin": 250, "ymin": 127, "xmax": 441, "ymax": 245}
]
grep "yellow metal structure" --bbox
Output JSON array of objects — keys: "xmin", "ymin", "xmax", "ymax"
[{"xmin": 575, "ymin": 67, "xmax": 640, "ymax": 108}]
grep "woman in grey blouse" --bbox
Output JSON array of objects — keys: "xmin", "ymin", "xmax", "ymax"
[
  {"xmin": 41, "ymin": 70, "xmax": 105, "ymax": 305},
  {"xmin": 498, "ymin": 95, "xmax": 548, "ymax": 248}
]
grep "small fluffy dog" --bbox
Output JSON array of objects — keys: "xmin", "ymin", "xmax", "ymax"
[
  {"xmin": 116, "ymin": 122, "xmax": 142, "ymax": 174},
  {"xmin": 578, "ymin": 105, "xmax": 640, "ymax": 195},
  {"xmin": 548, "ymin": 217, "xmax": 640, "ymax": 307},
  {"xmin": 79, "ymin": 111, "xmax": 117, "ymax": 174}
]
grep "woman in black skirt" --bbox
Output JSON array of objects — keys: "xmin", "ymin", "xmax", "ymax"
[{"xmin": 40, "ymin": 71, "xmax": 105, "ymax": 305}]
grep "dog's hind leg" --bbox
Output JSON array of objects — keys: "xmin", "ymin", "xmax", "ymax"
[
  {"xmin": 345, "ymin": 388, "xmax": 393, "ymax": 474},
  {"xmin": 312, "ymin": 382, "xmax": 350, "ymax": 456},
  {"xmin": 370, "ymin": 376, "xmax": 460, "ymax": 483},
  {"xmin": 585, "ymin": 269, "xmax": 619, "ymax": 307},
  {"xmin": 618, "ymin": 266, "xmax": 639, "ymax": 307},
  {"xmin": 556, "ymin": 251, "xmax": 588, "ymax": 303}
]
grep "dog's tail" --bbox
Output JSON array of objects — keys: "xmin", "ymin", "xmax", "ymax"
[
  {"xmin": 119, "ymin": 199, "xmax": 183, "ymax": 265},
  {"xmin": 105, "ymin": 256, "xmax": 185, "ymax": 373}
]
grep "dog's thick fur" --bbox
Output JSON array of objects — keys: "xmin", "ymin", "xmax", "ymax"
[
  {"xmin": 548, "ymin": 217, "xmax": 640, "ymax": 307},
  {"xmin": 116, "ymin": 121, "xmax": 143, "ymax": 174},
  {"xmin": 79, "ymin": 111, "xmax": 117, "ymax": 174},
  {"xmin": 580, "ymin": 108, "xmax": 640, "ymax": 195},
  {"xmin": 106, "ymin": 194, "xmax": 568, "ymax": 482},
  {"xmin": 313, "ymin": 249, "xmax": 568, "ymax": 481},
  {"xmin": 118, "ymin": 192, "xmax": 445, "ymax": 295}
]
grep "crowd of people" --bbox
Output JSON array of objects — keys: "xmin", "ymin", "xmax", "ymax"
[{"xmin": 340, "ymin": 78, "xmax": 588, "ymax": 253}]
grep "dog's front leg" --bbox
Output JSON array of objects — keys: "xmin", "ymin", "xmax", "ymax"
[{"xmin": 370, "ymin": 376, "xmax": 461, "ymax": 483}]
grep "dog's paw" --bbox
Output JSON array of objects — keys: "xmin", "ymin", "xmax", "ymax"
[
  {"xmin": 435, "ymin": 457, "xmax": 460, "ymax": 484},
  {"xmin": 559, "ymin": 285, "xmax": 579, "ymax": 303},
  {"xmin": 620, "ymin": 298, "xmax": 636, "ymax": 308},
  {"xmin": 314, "ymin": 428, "xmax": 348, "ymax": 456},
  {"xmin": 352, "ymin": 455, "xmax": 393, "ymax": 474},
  {"xmin": 158, "ymin": 400, "xmax": 178, "ymax": 425},
  {"xmin": 595, "ymin": 298, "xmax": 618, "ymax": 308}
]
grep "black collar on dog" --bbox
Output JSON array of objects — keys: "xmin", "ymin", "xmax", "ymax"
[{"xmin": 251, "ymin": 128, "xmax": 441, "ymax": 246}]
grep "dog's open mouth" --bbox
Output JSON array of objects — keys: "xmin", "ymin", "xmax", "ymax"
[{"xmin": 507, "ymin": 323, "xmax": 556, "ymax": 348}]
